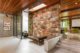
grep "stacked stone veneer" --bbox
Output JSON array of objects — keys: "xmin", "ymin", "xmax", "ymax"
[{"xmin": 31, "ymin": 4, "xmax": 60, "ymax": 39}]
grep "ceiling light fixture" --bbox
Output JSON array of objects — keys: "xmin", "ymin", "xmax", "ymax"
[
  {"xmin": 75, "ymin": 2, "xmax": 78, "ymax": 5},
  {"xmin": 29, "ymin": 3, "xmax": 47, "ymax": 12}
]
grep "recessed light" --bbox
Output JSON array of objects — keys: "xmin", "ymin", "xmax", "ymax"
[
  {"xmin": 75, "ymin": 2, "xmax": 78, "ymax": 5},
  {"xmin": 59, "ymin": 5, "xmax": 61, "ymax": 8},
  {"xmin": 29, "ymin": 3, "xmax": 47, "ymax": 12}
]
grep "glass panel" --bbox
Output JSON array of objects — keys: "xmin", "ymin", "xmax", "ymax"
[
  {"xmin": 22, "ymin": 11, "xmax": 28, "ymax": 32},
  {"xmin": 16, "ymin": 14, "xmax": 22, "ymax": 37}
]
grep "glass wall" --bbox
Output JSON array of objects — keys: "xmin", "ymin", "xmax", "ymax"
[
  {"xmin": 13, "ymin": 9, "xmax": 29, "ymax": 38},
  {"xmin": 22, "ymin": 11, "xmax": 28, "ymax": 33},
  {"xmin": 13, "ymin": 13, "xmax": 22, "ymax": 38},
  {"xmin": 61, "ymin": 19, "xmax": 69, "ymax": 33},
  {"xmin": 16, "ymin": 14, "xmax": 22, "ymax": 37}
]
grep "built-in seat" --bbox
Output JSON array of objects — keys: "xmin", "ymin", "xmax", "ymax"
[{"xmin": 28, "ymin": 35, "xmax": 47, "ymax": 45}]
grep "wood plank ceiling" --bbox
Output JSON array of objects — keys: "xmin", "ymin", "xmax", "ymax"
[
  {"xmin": 1, "ymin": 0, "xmax": 80, "ymax": 15},
  {"xmin": 29, "ymin": 0, "xmax": 59, "ymax": 11},
  {"xmin": 60, "ymin": 0, "xmax": 80, "ymax": 17},
  {"xmin": 43, "ymin": 0, "xmax": 59, "ymax": 6},
  {"xmin": 0, "ymin": 0, "xmax": 36, "ymax": 14},
  {"xmin": 0, "ymin": 0, "xmax": 60, "ymax": 14},
  {"xmin": 61, "ymin": 0, "xmax": 80, "ymax": 11}
]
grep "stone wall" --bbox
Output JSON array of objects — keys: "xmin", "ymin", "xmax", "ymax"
[{"xmin": 31, "ymin": 4, "xmax": 60, "ymax": 39}]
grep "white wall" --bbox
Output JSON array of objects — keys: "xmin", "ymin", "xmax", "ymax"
[{"xmin": 22, "ymin": 10, "xmax": 28, "ymax": 32}]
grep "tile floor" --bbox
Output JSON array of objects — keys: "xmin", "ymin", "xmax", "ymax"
[
  {"xmin": 49, "ymin": 39, "xmax": 80, "ymax": 53},
  {"xmin": 16, "ymin": 39, "xmax": 47, "ymax": 53},
  {"xmin": 0, "ymin": 37, "xmax": 47, "ymax": 53},
  {"xmin": 0, "ymin": 37, "xmax": 20, "ymax": 53},
  {"xmin": 1, "ymin": 37, "xmax": 80, "ymax": 53}
]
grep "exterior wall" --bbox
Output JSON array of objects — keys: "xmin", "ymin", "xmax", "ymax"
[
  {"xmin": 13, "ymin": 13, "xmax": 22, "ymax": 37},
  {"xmin": 31, "ymin": 4, "xmax": 60, "ymax": 39},
  {"xmin": 13, "ymin": 13, "xmax": 22, "ymax": 38},
  {"xmin": 0, "ymin": 13, "xmax": 13, "ymax": 37},
  {"xmin": 13, "ymin": 16, "xmax": 17, "ymax": 36},
  {"xmin": 16, "ymin": 14, "xmax": 22, "ymax": 37}
]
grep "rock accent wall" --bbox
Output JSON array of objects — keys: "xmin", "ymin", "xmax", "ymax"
[{"xmin": 31, "ymin": 4, "xmax": 60, "ymax": 39}]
